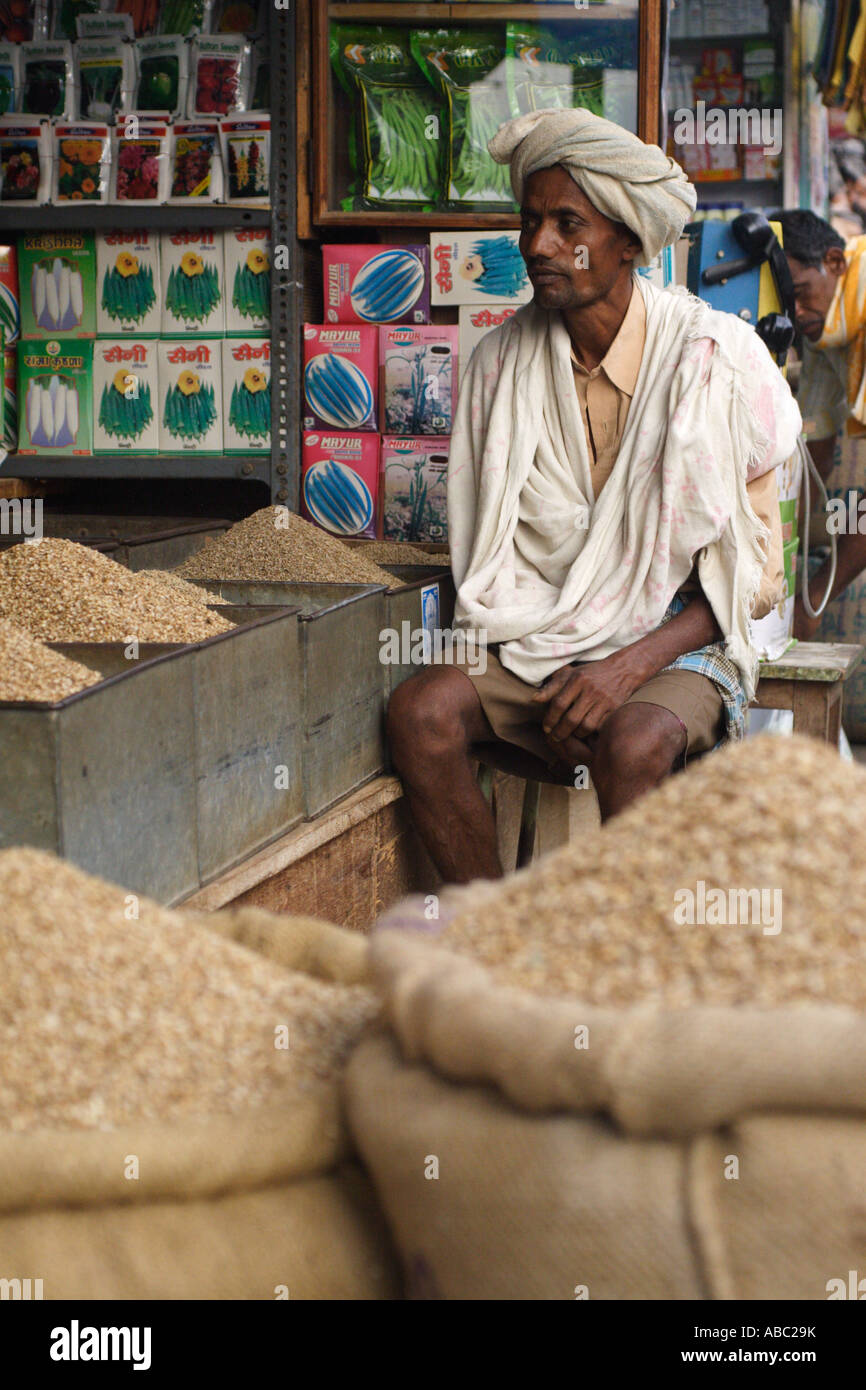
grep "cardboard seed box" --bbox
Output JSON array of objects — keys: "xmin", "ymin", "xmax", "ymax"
[
  {"xmin": 158, "ymin": 338, "xmax": 223, "ymax": 454},
  {"xmin": 0, "ymin": 242, "xmax": 20, "ymax": 346},
  {"xmin": 160, "ymin": 228, "xmax": 225, "ymax": 336},
  {"xmin": 322, "ymin": 244, "xmax": 430, "ymax": 325},
  {"xmin": 224, "ymin": 227, "xmax": 270, "ymax": 335},
  {"xmin": 430, "ymin": 232, "xmax": 532, "ymax": 307},
  {"xmin": 17, "ymin": 338, "xmax": 93, "ymax": 455},
  {"xmin": 381, "ymin": 435, "xmax": 449, "ymax": 544},
  {"xmin": 302, "ymin": 323, "xmax": 377, "ymax": 433},
  {"xmin": 93, "ymin": 339, "xmax": 159, "ymax": 455},
  {"xmin": 458, "ymin": 303, "xmax": 519, "ymax": 382},
  {"xmin": 17, "ymin": 232, "xmax": 97, "ymax": 339},
  {"xmin": 301, "ymin": 431, "xmax": 380, "ymax": 540},
  {"xmin": 222, "ymin": 337, "xmax": 269, "ymax": 454},
  {"xmin": 379, "ymin": 324, "xmax": 457, "ymax": 436},
  {"xmin": 96, "ymin": 230, "xmax": 162, "ymax": 337}
]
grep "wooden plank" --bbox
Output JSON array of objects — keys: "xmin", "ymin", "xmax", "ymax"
[
  {"xmin": 758, "ymin": 641, "xmax": 865, "ymax": 682},
  {"xmin": 639, "ymin": 0, "xmax": 661, "ymax": 144},
  {"xmin": 751, "ymin": 678, "xmax": 795, "ymax": 712},
  {"xmin": 792, "ymin": 683, "xmax": 832, "ymax": 741},
  {"xmin": 296, "ymin": 0, "xmax": 313, "ymax": 239},
  {"xmin": 313, "ymin": 0, "xmax": 331, "ymax": 224}
]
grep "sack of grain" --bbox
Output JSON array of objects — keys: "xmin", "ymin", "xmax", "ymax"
[
  {"xmin": 0, "ymin": 850, "xmax": 400, "ymax": 1300},
  {"xmin": 345, "ymin": 735, "xmax": 866, "ymax": 1299}
]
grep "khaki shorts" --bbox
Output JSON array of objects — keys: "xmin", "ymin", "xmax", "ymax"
[{"xmin": 456, "ymin": 647, "xmax": 725, "ymax": 771}]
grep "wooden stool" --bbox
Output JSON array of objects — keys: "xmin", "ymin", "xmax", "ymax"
[
  {"xmin": 751, "ymin": 641, "xmax": 864, "ymax": 742},
  {"xmin": 476, "ymin": 743, "xmax": 570, "ymax": 872}
]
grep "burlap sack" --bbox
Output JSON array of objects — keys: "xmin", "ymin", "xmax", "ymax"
[
  {"xmin": 345, "ymin": 922, "xmax": 866, "ymax": 1300},
  {"xmin": 0, "ymin": 904, "xmax": 400, "ymax": 1300}
]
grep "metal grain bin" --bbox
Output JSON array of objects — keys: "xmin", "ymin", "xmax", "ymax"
[
  {"xmin": 197, "ymin": 582, "xmax": 387, "ymax": 819},
  {"xmin": 115, "ymin": 522, "xmax": 231, "ymax": 573},
  {"xmin": 379, "ymin": 565, "xmax": 456, "ymax": 698}
]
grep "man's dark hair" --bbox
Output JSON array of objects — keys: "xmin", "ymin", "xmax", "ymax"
[{"xmin": 771, "ymin": 209, "xmax": 846, "ymax": 267}]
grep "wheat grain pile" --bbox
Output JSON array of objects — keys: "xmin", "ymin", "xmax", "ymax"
[
  {"xmin": 349, "ymin": 541, "xmax": 445, "ymax": 565},
  {"xmin": 0, "ymin": 617, "xmax": 102, "ymax": 702},
  {"xmin": 442, "ymin": 735, "xmax": 866, "ymax": 1010},
  {"xmin": 137, "ymin": 569, "xmax": 229, "ymax": 605},
  {"xmin": 178, "ymin": 507, "xmax": 396, "ymax": 586},
  {"xmin": 0, "ymin": 540, "xmax": 233, "ymax": 643},
  {"xmin": 0, "ymin": 849, "xmax": 379, "ymax": 1133}
]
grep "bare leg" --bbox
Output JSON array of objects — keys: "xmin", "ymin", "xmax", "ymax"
[
  {"xmin": 387, "ymin": 666, "xmax": 504, "ymax": 883},
  {"xmin": 590, "ymin": 702, "xmax": 687, "ymax": 821}
]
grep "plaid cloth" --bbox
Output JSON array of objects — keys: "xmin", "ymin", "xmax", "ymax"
[{"xmin": 659, "ymin": 592, "xmax": 748, "ymax": 743}]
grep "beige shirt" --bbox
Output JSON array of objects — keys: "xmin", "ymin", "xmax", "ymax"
[{"xmin": 569, "ymin": 282, "xmax": 785, "ymax": 619}]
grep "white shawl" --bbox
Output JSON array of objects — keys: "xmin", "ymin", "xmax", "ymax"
[{"xmin": 448, "ymin": 276, "xmax": 802, "ymax": 699}]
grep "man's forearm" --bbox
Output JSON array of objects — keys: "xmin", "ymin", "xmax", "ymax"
[{"xmin": 621, "ymin": 593, "xmax": 722, "ymax": 685}]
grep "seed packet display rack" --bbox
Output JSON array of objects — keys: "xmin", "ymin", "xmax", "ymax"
[{"xmin": 4, "ymin": 6, "xmax": 299, "ymax": 507}]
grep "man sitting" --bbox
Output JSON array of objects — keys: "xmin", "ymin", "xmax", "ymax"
[{"xmin": 388, "ymin": 109, "xmax": 801, "ymax": 884}]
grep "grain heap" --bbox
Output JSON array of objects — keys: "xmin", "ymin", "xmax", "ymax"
[
  {"xmin": 349, "ymin": 541, "xmax": 445, "ymax": 565},
  {"xmin": 0, "ymin": 540, "xmax": 233, "ymax": 643},
  {"xmin": 441, "ymin": 734, "xmax": 866, "ymax": 1009},
  {"xmin": 137, "ymin": 568, "xmax": 229, "ymax": 605},
  {"xmin": 178, "ymin": 506, "xmax": 396, "ymax": 586},
  {"xmin": 0, "ymin": 617, "xmax": 102, "ymax": 702},
  {"xmin": 0, "ymin": 848, "xmax": 379, "ymax": 1134}
]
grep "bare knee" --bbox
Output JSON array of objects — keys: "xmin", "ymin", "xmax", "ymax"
[
  {"xmin": 386, "ymin": 667, "xmax": 478, "ymax": 779},
  {"xmin": 593, "ymin": 703, "xmax": 685, "ymax": 790}
]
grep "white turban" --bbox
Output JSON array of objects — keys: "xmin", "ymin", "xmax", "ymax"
[{"xmin": 488, "ymin": 109, "xmax": 697, "ymax": 266}]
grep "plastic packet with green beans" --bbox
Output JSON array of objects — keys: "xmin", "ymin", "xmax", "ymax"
[
  {"xmin": 330, "ymin": 25, "xmax": 441, "ymax": 212},
  {"xmin": 135, "ymin": 36, "xmax": 188, "ymax": 120},
  {"xmin": 411, "ymin": 29, "xmax": 514, "ymax": 210},
  {"xmin": 75, "ymin": 39, "xmax": 135, "ymax": 122},
  {"xmin": 506, "ymin": 22, "xmax": 637, "ymax": 124}
]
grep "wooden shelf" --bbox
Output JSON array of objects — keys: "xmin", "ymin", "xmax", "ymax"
[
  {"xmin": 0, "ymin": 206, "xmax": 271, "ymax": 232},
  {"xmin": 329, "ymin": 3, "xmax": 639, "ymax": 17},
  {"xmin": 4, "ymin": 455, "xmax": 271, "ymax": 482}
]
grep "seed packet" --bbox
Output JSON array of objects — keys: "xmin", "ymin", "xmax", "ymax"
[
  {"xmin": 322, "ymin": 244, "xmax": 430, "ymax": 326},
  {"xmin": 113, "ymin": 1, "xmax": 161, "ymax": 38},
  {"xmin": 430, "ymin": 232, "xmax": 532, "ymax": 306},
  {"xmin": 301, "ymin": 431, "xmax": 380, "ymax": 540},
  {"xmin": 220, "ymin": 109, "xmax": 267, "ymax": 203},
  {"xmin": 302, "ymin": 324, "xmax": 377, "ymax": 433},
  {"xmin": 330, "ymin": 25, "xmax": 441, "ymax": 212},
  {"xmin": 213, "ymin": 0, "xmax": 264, "ymax": 32},
  {"xmin": 411, "ymin": 29, "xmax": 514, "ymax": 209},
  {"xmin": 111, "ymin": 115, "xmax": 169, "ymax": 203},
  {"xmin": 2, "ymin": 349, "xmax": 16, "ymax": 453},
  {"xmin": 0, "ymin": 1, "xmax": 49, "ymax": 43},
  {"xmin": 381, "ymin": 435, "xmax": 449, "ymax": 543},
  {"xmin": 18, "ymin": 230, "xmax": 97, "ymax": 338},
  {"xmin": 158, "ymin": 338, "xmax": 224, "ymax": 453},
  {"xmin": 53, "ymin": 0, "xmax": 100, "ymax": 40},
  {"xmin": 189, "ymin": 35, "xmax": 250, "ymax": 117},
  {"xmin": 158, "ymin": 0, "xmax": 213, "ymax": 36},
  {"xmin": 21, "ymin": 42, "xmax": 74, "ymax": 118},
  {"xmin": 223, "ymin": 227, "xmax": 268, "ymax": 333},
  {"xmin": 77, "ymin": 14, "xmax": 135, "ymax": 40},
  {"xmin": 380, "ymin": 325, "xmax": 457, "ymax": 436},
  {"xmin": 0, "ymin": 241, "xmax": 19, "ymax": 344},
  {"xmin": 135, "ymin": 36, "xmax": 187, "ymax": 120},
  {"xmin": 0, "ymin": 115, "xmax": 51, "ymax": 203},
  {"xmin": 168, "ymin": 118, "xmax": 223, "ymax": 202},
  {"xmin": 93, "ymin": 338, "xmax": 159, "ymax": 453},
  {"xmin": 0, "ymin": 42, "xmax": 20, "ymax": 116},
  {"xmin": 17, "ymin": 337, "xmax": 93, "ymax": 455},
  {"xmin": 458, "ymin": 302, "xmax": 519, "ymax": 382},
  {"xmin": 505, "ymin": 23, "xmax": 625, "ymax": 119},
  {"xmin": 53, "ymin": 120, "xmax": 110, "ymax": 203},
  {"xmin": 160, "ymin": 228, "xmax": 225, "ymax": 335},
  {"xmin": 96, "ymin": 229, "xmax": 161, "ymax": 335},
  {"xmin": 75, "ymin": 38, "xmax": 135, "ymax": 122},
  {"xmin": 222, "ymin": 337, "xmax": 269, "ymax": 453}
]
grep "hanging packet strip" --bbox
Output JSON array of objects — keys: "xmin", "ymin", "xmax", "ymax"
[
  {"xmin": 411, "ymin": 29, "xmax": 514, "ymax": 209},
  {"xmin": 53, "ymin": 120, "xmax": 111, "ymax": 203},
  {"xmin": 75, "ymin": 39, "xmax": 136, "ymax": 122},
  {"xmin": 113, "ymin": 1, "xmax": 161, "ymax": 38},
  {"xmin": 134, "ymin": 36, "xmax": 187, "ymax": 119},
  {"xmin": 158, "ymin": 338, "xmax": 224, "ymax": 453},
  {"xmin": 96, "ymin": 229, "xmax": 161, "ymax": 335},
  {"xmin": 224, "ymin": 227, "xmax": 269, "ymax": 333},
  {"xmin": 168, "ymin": 118, "xmax": 223, "ymax": 202},
  {"xmin": 330, "ymin": 25, "xmax": 441, "ymax": 212},
  {"xmin": 222, "ymin": 337, "xmax": 269, "ymax": 453},
  {"xmin": 111, "ymin": 115, "xmax": 169, "ymax": 203},
  {"xmin": 380, "ymin": 435, "xmax": 449, "ymax": 544},
  {"xmin": 189, "ymin": 35, "xmax": 250, "ymax": 117},
  {"xmin": 76, "ymin": 14, "xmax": 135, "ymax": 40},
  {"xmin": 159, "ymin": 0, "xmax": 213, "ymax": 36},
  {"xmin": 301, "ymin": 431, "xmax": 380, "ymax": 541},
  {"xmin": 0, "ymin": 115, "xmax": 51, "ymax": 203},
  {"xmin": 17, "ymin": 337, "xmax": 93, "ymax": 455},
  {"xmin": 21, "ymin": 42, "xmax": 75, "ymax": 118},
  {"xmin": 379, "ymin": 324, "xmax": 457, "ymax": 437},
  {"xmin": 0, "ymin": 43, "xmax": 20, "ymax": 116},
  {"xmin": 92, "ymin": 338, "xmax": 159, "ymax": 454},
  {"xmin": 220, "ymin": 110, "xmax": 268, "ymax": 203}
]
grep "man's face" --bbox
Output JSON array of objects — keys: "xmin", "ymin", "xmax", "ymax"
[
  {"xmin": 786, "ymin": 248, "xmax": 847, "ymax": 341},
  {"xmin": 518, "ymin": 166, "xmax": 641, "ymax": 311}
]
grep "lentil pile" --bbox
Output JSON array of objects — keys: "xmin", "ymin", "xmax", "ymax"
[
  {"xmin": 0, "ymin": 617, "xmax": 102, "ymax": 703},
  {"xmin": 351, "ymin": 541, "xmax": 446, "ymax": 565},
  {"xmin": 0, "ymin": 540, "xmax": 233, "ymax": 643},
  {"xmin": 178, "ymin": 507, "xmax": 396, "ymax": 586},
  {"xmin": 442, "ymin": 735, "xmax": 866, "ymax": 1010},
  {"xmin": 0, "ymin": 849, "xmax": 379, "ymax": 1133},
  {"xmin": 137, "ymin": 568, "xmax": 229, "ymax": 606}
]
